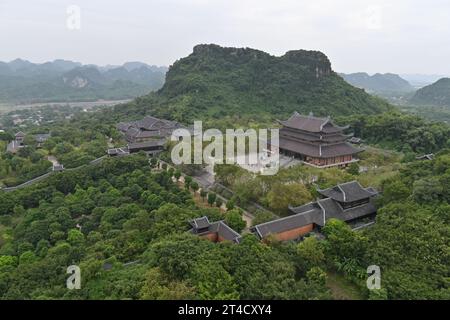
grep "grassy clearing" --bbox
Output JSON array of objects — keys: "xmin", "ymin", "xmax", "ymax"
[
  {"xmin": 356, "ymin": 146, "xmax": 404, "ymax": 188},
  {"xmin": 326, "ymin": 272, "xmax": 366, "ymax": 300}
]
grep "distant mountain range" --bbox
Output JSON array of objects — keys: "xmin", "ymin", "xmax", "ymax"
[
  {"xmin": 410, "ymin": 78, "xmax": 450, "ymax": 107},
  {"xmin": 113, "ymin": 44, "xmax": 391, "ymax": 124},
  {"xmin": 400, "ymin": 74, "xmax": 449, "ymax": 88},
  {"xmin": 0, "ymin": 59, "xmax": 168, "ymax": 103},
  {"xmin": 339, "ymin": 72, "xmax": 414, "ymax": 94}
]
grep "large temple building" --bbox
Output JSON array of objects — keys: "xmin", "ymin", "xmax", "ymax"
[
  {"xmin": 110, "ymin": 115, "xmax": 185, "ymax": 156},
  {"xmin": 251, "ymin": 181, "xmax": 378, "ymax": 242},
  {"xmin": 117, "ymin": 115, "xmax": 184, "ymax": 143},
  {"xmin": 276, "ymin": 112, "xmax": 363, "ymax": 168}
]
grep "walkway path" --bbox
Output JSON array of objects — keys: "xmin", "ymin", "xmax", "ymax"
[
  {"xmin": 158, "ymin": 159, "xmax": 257, "ymax": 229},
  {"xmin": 47, "ymin": 155, "xmax": 59, "ymax": 167},
  {"xmin": 1, "ymin": 155, "xmax": 107, "ymax": 192}
]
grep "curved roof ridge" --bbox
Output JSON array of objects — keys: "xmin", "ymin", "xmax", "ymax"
[
  {"xmin": 319, "ymin": 117, "xmax": 330, "ymax": 131},
  {"xmin": 337, "ymin": 183, "xmax": 347, "ymax": 202}
]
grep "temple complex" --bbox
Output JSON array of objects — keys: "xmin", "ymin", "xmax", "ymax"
[{"xmin": 251, "ymin": 181, "xmax": 378, "ymax": 242}]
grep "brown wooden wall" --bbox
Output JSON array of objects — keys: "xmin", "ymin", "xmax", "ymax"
[{"xmin": 308, "ymin": 155, "xmax": 353, "ymax": 166}]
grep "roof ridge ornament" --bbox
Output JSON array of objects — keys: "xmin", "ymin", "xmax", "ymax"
[{"xmin": 290, "ymin": 111, "xmax": 301, "ymax": 120}]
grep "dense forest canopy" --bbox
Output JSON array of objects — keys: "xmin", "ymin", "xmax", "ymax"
[
  {"xmin": 0, "ymin": 150, "xmax": 448, "ymax": 299},
  {"xmin": 342, "ymin": 111, "xmax": 450, "ymax": 154}
]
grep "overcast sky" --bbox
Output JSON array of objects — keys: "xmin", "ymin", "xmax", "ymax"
[{"xmin": 0, "ymin": 0, "xmax": 449, "ymax": 74}]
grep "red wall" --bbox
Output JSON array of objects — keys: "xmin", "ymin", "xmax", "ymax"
[{"xmin": 272, "ymin": 224, "xmax": 314, "ymax": 241}]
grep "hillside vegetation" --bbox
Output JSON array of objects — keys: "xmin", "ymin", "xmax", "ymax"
[
  {"xmin": 116, "ymin": 44, "xmax": 392, "ymax": 125},
  {"xmin": 410, "ymin": 78, "xmax": 450, "ymax": 107},
  {"xmin": 340, "ymin": 72, "xmax": 414, "ymax": 94}
]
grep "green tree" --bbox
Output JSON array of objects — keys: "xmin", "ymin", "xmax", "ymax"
[
  {"xmin": 347, "ymin": 162, "xmax": 359, "ymax": 175},
  {"xmin": 140, "ymin": 267, "xmax": 196, "ymax": 300},
  {"xmin": 174, "ymin": 170, "xmax": 182, "ymax": 181},
  {"xmin": 251, "ymin": 210, "xmax": 274, "ymax": 226},
  {"xmin": 207, "ymin": 193, "xmax": 216, "ymax": 206},
  {"xmin": 149, "ymin": 157, "xmax": 158, "ymax": 168},
  {"xmin": 267, "ymin": 183, "xmax": 312, "ymax": 215},
  {"xmin": 184, "ymin": 176, "xmax": 193, "ymax": 190},
  {"xmin": 200, "ymin": 190, "xmax": 208, "ymax": 202},
  {"xmin": 226, "ymin": 198, "xmax": 235, "ymax": 211},
  {"xmin": 322, "ymin": 219, "xmax": 368, "ymax": 278},
  {"xmin": 190, "ymin": 181, "xmax": 199, "ymax": 193},
  {"xmin": 67, "ymin": 229, "xmax": 85, "ymax": 247},
  {"xmin": 215, "ymin": 197, "xmax": 223, "ymax": 208},
  {"xmin": 190, "ymin": 263, "xmax": 240, "ymax": 300},
  {"xmin": 296, "ymin": 236, "xmax": 325, "ymax": 275},
  {"xmin": 225, "ymin": 209, "xmax": 246, "ymax": 233}
]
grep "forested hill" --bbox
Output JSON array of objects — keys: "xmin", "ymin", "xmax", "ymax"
[
  {"xmin": 339, "ymin": 72, "xmax": 414, "ymax": 93},
  {"xmin": 115, "ymin": 44, "xmax": 392, "ymax": 125},
  {"xmin": 410, "ymin": 78, "xmax": 450, "ymax": 106}
]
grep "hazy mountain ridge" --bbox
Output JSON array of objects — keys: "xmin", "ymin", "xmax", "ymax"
[
  {"xmin": 410, "ymin": 77, "xmax": 450, "ymax": 107},
  {"xmin": 0, "ymin": 59, "xmax": 168, "ymax": 103},
  {"xmin": 400, "ymin": 74, "xmax": 449, "ymax": 88},
  {"xmin": 339, "ymin": 72, "xmax": 414, "ymax": 93},
  {"xmin": 118, "ymin": 44, "xmax": 391, "ymax": 124}
]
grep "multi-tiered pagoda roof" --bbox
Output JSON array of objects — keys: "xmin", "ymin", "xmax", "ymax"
[{"xmin": 277, "ymin": 112, "xmax": 363, "ymax": 167}]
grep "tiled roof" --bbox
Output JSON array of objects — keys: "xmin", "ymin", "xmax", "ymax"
[
  {"xmin": 15, "ymin": 131, "xmax": 25, "ymax": 137},
  {"xmin": 317, "ymin": 181, "xmax": 377, "ymax": 203},
  {"xmin": 127, "ymin": 140, "xmax": 165, "ymax": 150},
  {"xmin": 136, "ymin": 116, "xmax": 181, "ymax": 131},
  {"xmin": 119, "ymin": 115, "xmax": 186, "ymax": 142},
  {"xmin": 280, "ymin": 127, "xmax": 352, "ymax": 144},
  {"xmin": 318, "ymin": 197, "xmax": 377, "ymax": 222},
  {"xmin": 34, "ymin": 133, "xmax": 51, "ymax": 142},
  {"xmin": 135, "ymin": 130, "xmax": 161, "ymax": 138},
  {"xmin": 190, "ymin": 216, "xmax": 211, "ymax": 229},
  {"xmin": 189, "ymin": 217, "xmax": 242, "ymax": 243},
  {"xmin": 210, "ymin": 221, "xmax": 242, "ymax": 243},
  {"xmin": 117, "ymin": 122, "xmax": 132, "ymax": 132},
  {"xmin": 252, "ymin": 206, "xmax": 323, "ymax": 239},
  {"xmin": 279, "ymin": 112, "xmax": 348, "ymax": 133},
  {"xmin": 416, "ymin": 154, "xmax": 434, "ymax": 160},
  {"xmin": 107, "ymin": 148, "xmax": 129, "ymax": 156},
  {"xmin": 349, "ymin": 137, "xmax": 362, "ymax": 144}
]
